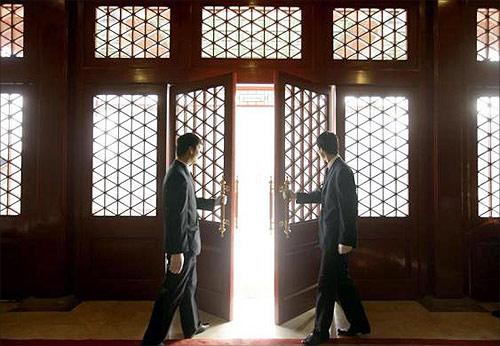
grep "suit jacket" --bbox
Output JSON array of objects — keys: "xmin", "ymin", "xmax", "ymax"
[
  {"xmin": 296, "ymin": 157, "xmax": 358, "ymax": 251},
  {"xmin": 163, "ymin": 160, "xmax": 215, "ymax": 256}
]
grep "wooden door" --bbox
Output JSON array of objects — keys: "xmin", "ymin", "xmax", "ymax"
[
  {"xmin": 76, "ymin": 85, "xmax": 167, "ymax": 299},
  {"xmin": 274, "ymin": 72, "xmax": 330, "ymax": 324},
  {"xmin": 335, "ymin": 87, "xmax": 419, "ymax": 299},
  {"xmin": 170, "ymin": 74, "xmax": 235, "ymax": 320},
  {"xmin": 467, "ymin": 91, "xmax": 500, "ymax": 300}
]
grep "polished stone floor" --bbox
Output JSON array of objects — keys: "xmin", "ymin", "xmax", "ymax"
[{"xmin": 0, "ymin": 300, "xmax": 499, "ymax": 341}]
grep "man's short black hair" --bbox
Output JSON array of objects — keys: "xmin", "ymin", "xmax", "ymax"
[
  {"xmin": 177, "ymin": 133, "xmax": 201, "ymax": 157},
  {"xmin": 316, "ymin": 132, "xmax": 338, "ymax": 155}
]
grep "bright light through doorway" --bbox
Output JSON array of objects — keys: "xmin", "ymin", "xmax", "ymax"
[{"xmin": 233, "ymin": 84, "xmax": 275, "ymax": 332}]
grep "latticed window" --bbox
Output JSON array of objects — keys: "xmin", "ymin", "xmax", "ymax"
[
  {"xmin": 92, "ymin": 95, "xmax": 158, "ymax": 216},
  {"xmin": 477, "ymin": 8, "xmax": 499, "ymax": 62},
  {"xmin": 201, "ymin": 6, "xmax": 301, "ymax": 59},
  {"xmin": 95, "ymin": 6, "xmax": 170, "ymax": 58},
  {"xmin": 175, "ymin": 87, "xmax": 226, "ymax": 222},
  {"xmin": 0, "ymin": 4, "xmax": 23, "ymax": 57},
  {"xmin": 344, "ymin": 96, "xmax": 409, "ymax": 217},
  {"xmin": 1, "ymin": 93, "xmax": 23, "ymax": 215},
  {"xmin": 477, "ymin": 96, "xmax": 499, "ymax": 218},
  {"xmin": 333, "ymin": 8, "xmax": 407, "ymax": 60},
  {"xmin": 284, "ymin": 84, "xmax": 328, "ymax": 223}
]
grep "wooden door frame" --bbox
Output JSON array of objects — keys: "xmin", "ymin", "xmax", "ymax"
[
  {"xmin": 75, "ymin": 83, "xmax": 167, "ymax": 299},
  {"xmin": 464, "ymin": 86, "xmax": 500, "ymax": 300},
  {"xmin": 334, "ymin": 86, "xmax": 423, "ymax": 298}
]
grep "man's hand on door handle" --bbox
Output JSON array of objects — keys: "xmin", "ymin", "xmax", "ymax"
[
  {"xmin": 214, "ymin": 195, "xmax": 227, "ymax": 206},
  {"xmin": 282, "ymin": 190, "xmax": 296, "ymax": 201}
]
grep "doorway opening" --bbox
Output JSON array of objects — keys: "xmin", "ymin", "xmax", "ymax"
[{"xmin": 233, "ymin": 84, "xmax": 275, "ymax": 330}]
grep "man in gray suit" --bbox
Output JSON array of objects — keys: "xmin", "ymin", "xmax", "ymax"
[
  {"xmin": 142, "ymin": 133, "xmax": 222, "ymax": 346},
  {"xmin": 285, "ymin": 132, "xmax": 370, "ymax": 345}
]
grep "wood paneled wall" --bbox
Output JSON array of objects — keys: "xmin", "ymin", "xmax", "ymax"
[
  {"xmin": 1, "ymin": 0, "xmax": 69, "ymax": 297},
  {"xmin": 0, "ymin": 0, "xmax": 498, "ymax": 301}
]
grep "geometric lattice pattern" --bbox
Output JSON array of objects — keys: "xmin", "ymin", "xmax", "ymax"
[
  {"xmin": 283, "ymin": 84, "xmax": 328, "ymax": 223},
  {"xmin": 333, "ymin": 8, "xmax": 407, "ymax": 60},
  {"xmin": 95, "ymin": 6, "xmax": 170, "ymax": 58},
  {"xmin": 175, "ymin": 86, "xmax": 225, "ymax": 222},
  {"xmin": 477, "ymin": 96, "xmax": 499, "ymax": 218},
  {"xmin": 344, "ymin": 96, "xmax": 409, "ymax": 217},
  {"xmin": 201, "ymin": 6, "xmax": 301, "ymax": 59},
  {"xmin": 0, "ymin": 93, "xmax": 23, "ymax": 215},
  {"xmin": 92, "ymin": 95, "xmax": 158, "ymax": 216},
  {"xmin": 477, "ymin": 8, "xmax": 499, "ymax": 62},
  {"xmin": 0, "ymin": 4, "xmax": 23, "ymax": 57}
]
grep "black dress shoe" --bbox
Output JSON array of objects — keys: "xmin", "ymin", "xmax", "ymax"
[
  {"xmin": 302, "ymin": 332, "xmax": 329, "ymax": 345},
  {"xmin": 337, "ymin": 326, "xmax": 370, "ymax": 336},
  {"xmin": 194, "ymin": 322, "xmax": 210, "ymax": 335}
]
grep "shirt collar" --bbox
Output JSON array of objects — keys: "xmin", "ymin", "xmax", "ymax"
[
  {"xmin": 327, "ymin": 154, "xmax": 339, "ymax": 170},
  {"xmin": 175, "ymin": 159, "xmax": 190, "ymax": 173}
]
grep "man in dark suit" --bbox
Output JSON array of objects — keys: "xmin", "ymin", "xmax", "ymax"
[
  {"xmin": 285, "ymin": 132, "xmax": 370, "ymax": 345},
  {"xmin": 142, "ymin": 133, "xmax": 222, "ymax": 346}
]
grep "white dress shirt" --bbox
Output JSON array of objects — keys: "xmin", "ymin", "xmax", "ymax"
[{"xmin": 327, "ymin": 154, "xmax": 339, "ymax": 170}]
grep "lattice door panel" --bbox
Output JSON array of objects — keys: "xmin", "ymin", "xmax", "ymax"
[
  {"xmin": 333, "ymin": 8, "xmax": 407, "ymax": 60},
  {"xmin": 95, "ymin": 6, "xmax": 170, "ymax": 58},
  {"xmin": 344, "ymin": 96, "xmax": 409, "ymax": 217},
  {"xmin": 175, "ymin": 86, "xmax": 226, "ymax": 222},
  {"xmin": 91, "ymin": 95, "xmax": 158, "ymax": 216},
  {"xmin": 0, "ymin": 93, "xmax": 23, "ymax": 215},
  {"xmin": 284, "ymin": 84, "xmax": 328, "ymax": 223},
  {"xmin": 477, "ymin": 96, "xmax": 499, "ymax": 218},
  {"xmin": 0, "ymin": 4, "xmax": 23, "ymax": 58},
  {"xmin": 477, "ymin": 8, "xmax": 499, "ymax": 62},
  {"xmin": 202, "ymin": 6, "xmax": 301, "ymax": 59}
]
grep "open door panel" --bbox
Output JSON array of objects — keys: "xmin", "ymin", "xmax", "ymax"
[
  {"xmin": 274, "ymin": 72, "xmax": 331, "ymax": 324},
  {"xmin": 170, "ymin": 74, "xmax": 236, "ymax": 320}
]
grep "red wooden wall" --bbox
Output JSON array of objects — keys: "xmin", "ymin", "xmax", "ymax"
[{"xmin": 0, "ymin": 0, "xmax": 498, "ymax": 301}]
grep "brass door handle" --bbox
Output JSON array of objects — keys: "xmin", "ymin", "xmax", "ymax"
[
  {"xmin": 219, "ymin": 178, "xmax": 230, "ymax": 237},
  {"xmin": 279, "ymin": 178, "xmax": 291, "ymax": 238}
]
